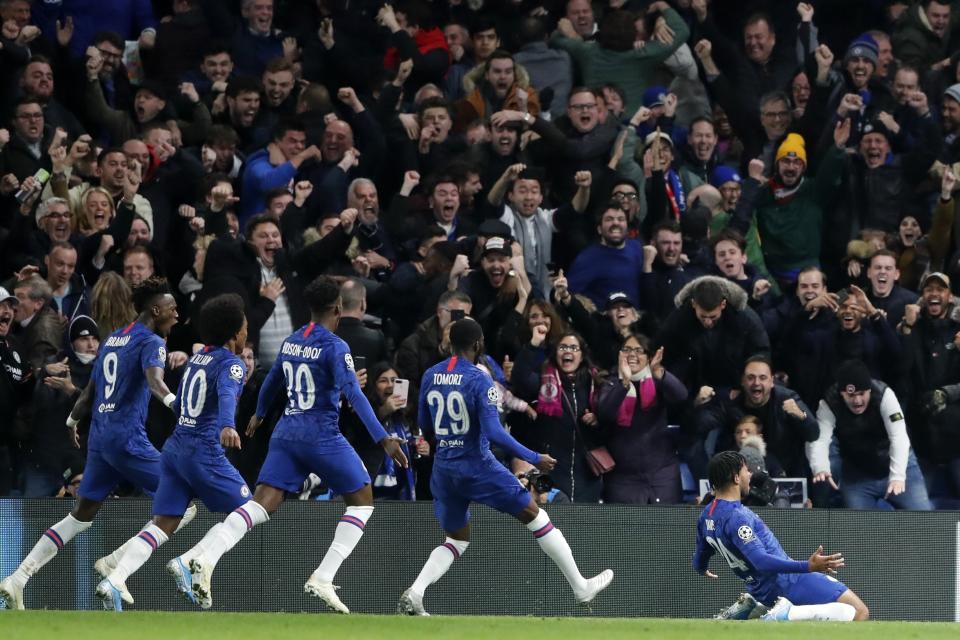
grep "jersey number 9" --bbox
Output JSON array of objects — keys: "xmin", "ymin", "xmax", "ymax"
[
  {"xmin": 102, "ymin": 352, "xmax": 119, "ymax": 399},
  {"xmin": 426, "ymin": 390, "xmax": 470, "ymax": 436}
]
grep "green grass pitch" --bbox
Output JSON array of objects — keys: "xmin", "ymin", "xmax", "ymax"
[{"xmin": 0, "ymin": 612, "xmax": 957, "ymax": 640}]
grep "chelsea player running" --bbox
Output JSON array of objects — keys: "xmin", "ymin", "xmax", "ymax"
[
  {"xmin": 95, "ymin": 294, "xmax": 251, "ymax": 610},
  {"xmin": 1, "ymin": 278, "xmax": 196, "ymax": 611},
  {"xmin": 693, "ymin": 451, "xmax": 869, "ymax": 621},
  {"xmin": 397, "ymin": 318, "xmax": 613, "ymax": 616},
  {"xmin": 171, "ymin": 276, "xmax": 407, "ymax": 614}
]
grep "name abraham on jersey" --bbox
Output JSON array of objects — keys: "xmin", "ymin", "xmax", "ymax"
[
  {"xmin": 281, "ymin": 342, "xmax": 323, "ymax": 359},
  {"xmin": 433, "ymin": 373, "xmax": 463, "ymax": 385},
  {"xmin": 104, "ymin": 335, "xmax": 132, "ymax": 348}
]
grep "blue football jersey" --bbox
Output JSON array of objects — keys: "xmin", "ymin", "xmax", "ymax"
[
  {"xmin": 256, "ymin": 322, "xmax": 387, "ymax": 445},
  {"xmin": 169, "ymin": 346, "xmax": 245, "ymax": 452},
  {"xmin": 89, "ymin": 321, "xmax": 166, "ymax": 446},
  {"xmin": 693, "ymin": 498, "xmax": 809, "ymax": 605},
  {"xmin": 418, "ymin": 355, "xmax": 539, "ymax": 469}
]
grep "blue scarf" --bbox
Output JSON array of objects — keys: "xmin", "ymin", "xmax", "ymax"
[
  {"xmin": 665, "ymin": 169, "xmax": 687, "ymax": 218},
  {"xmin": 374, "ymin": 415, "xmax": 416, "ymax": 500}
]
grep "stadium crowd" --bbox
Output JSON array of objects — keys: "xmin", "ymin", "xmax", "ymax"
[{"xmin": 0, "ymin": 0, "xmax": 959, "ymax": 510}]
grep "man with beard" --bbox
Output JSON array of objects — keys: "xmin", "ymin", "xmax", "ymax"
[
  {"xmin": 568, "ymin": 202, "xmax": 644, "ymax": 310},
  {"xmin": 898, "ymin": 273, "xmax": 960, "ymax": 497},
  {"xmin": 733, "ymin": 124, "xmax": 847, "ymax": 286},
  {"xmin": 19, "ymin": 57, "xmax": 85, "ymax": 140},
  {"xmin": 820, "ymin": 36, "xmax": 896, "ymax": 125},
  {"xmin": 239, "ymin": 118, "xmax": 321, "ymax": 225},
  {"xmin": 939, "ymin": 84, "xmax": 960, "ymax": 165},
  {"xmin": 219, "ymin": 77, "xmax": 271, "ymax": 153},
  {"xmin": 260, "ymin": 58, "xmax": 297, "ymax": 118},
  {"xmin": 640, "ymin": 222, "xmax": 695, "ymax": 322},
  {"xmin": 22, "ymin": 315, "xmax": 99, "ymax": 497},
  {"xmin": 678, "ymin": 118, "xmax": 719, "ymax": 192},
  {"xmin": 657, "ymin": 276, "xmax": 769, "ymax": 397},
  {"xmin": 0, "ymin": 287, "xmax": 31, "ymax": 496},
  {"xmin": 865, "ymin": 250, "xmax": 916, "ymax": 328},
  {"xmin": 470, "ymin": 119, "xmax": 524, "ymax": 202},
  {"xmin": 453, "ymin": 237, "xmax": 524, "ymax": 360},
  {"xmin": 696, "ymin": 356, "xmax": 817, "ymax": 480},
  {"xmin": 453, "ymin": 50, "xmax": 540, "ymax": 133},
  {"xmin": 793, "ymin": 285, "xmax": 902, "ymax": 407},
  {"xmin": 487, "ymin": 164, "xmax": 590, "ymax": 294},
  {"xmin": 809, "ymin": 359, "xmax": 931, "ymax": 510}
]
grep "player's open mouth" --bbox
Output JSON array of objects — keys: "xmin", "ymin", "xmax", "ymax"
[{"xmin": 0, "ymin": 313, "xmax": 11, "ymax": 331}]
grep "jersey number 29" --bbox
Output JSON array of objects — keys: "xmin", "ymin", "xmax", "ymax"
[{"xmin": 426, "ymin": 390, "xmax": 470, "ymax": 435}]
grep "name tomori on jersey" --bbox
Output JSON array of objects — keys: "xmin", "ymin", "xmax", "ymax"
[
  {"xmin": 433, "ymin": 373, "xmax": 463, "ymax": 385},
  {"xmin": 281, "ymin": 343, "xmax": 323, "ymax": 359}
]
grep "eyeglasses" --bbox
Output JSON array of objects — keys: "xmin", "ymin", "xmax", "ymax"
[
  {"xmin": 568, "ymin": 103, "xmax": 597, "ymax": 111},
  {"xmin": 620, "ymin": 347, "xmax": 645, "ymax": 355},
  {"xmin": 612, "ymin": 192, "xmax": 639, "ymax": 201},
  {"xmin": 761, "ymin": 110, "xmax": 790, "ymax": 120},
  {"xmin": 97, "ymin": 47, "xmax": 122, "ymax": 60},
  {"xmin": 557, "ymin": 344, "xmax": 581, "ymax": 353}
]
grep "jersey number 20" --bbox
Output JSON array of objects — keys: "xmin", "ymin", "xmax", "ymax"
[{"xmin": 426, "ymin": 390, "xmax": 470, "ymax": 435}]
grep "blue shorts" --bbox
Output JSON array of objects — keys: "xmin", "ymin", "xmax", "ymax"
[
  {"xmin": 152, "ymin": 446, "xmax": 251, "ymax": 516},
  {"xmin": 778, "ymin": 572, "xmax": 849, "ymax": 605},
  {"xmin": 430, "ymin": 458, "xmax": 531, "ymax": 532},
  {"xmin": 256, "ymin": 435, "xmax": 369, "ymax": 496},
  {"xmin": 78, "ymin": 441, "xmax": 161, "ymax": 502}
]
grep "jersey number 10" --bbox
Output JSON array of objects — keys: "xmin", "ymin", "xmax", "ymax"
[{"xmin": 426, "ymin": 390, "xmax": 470, "ymax": 436}]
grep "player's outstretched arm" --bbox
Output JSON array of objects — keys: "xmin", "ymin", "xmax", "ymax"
[
  {"xmin": 479, "ymin": 402, "xmax": 541, "ymax": 465},
  {"xmin": 145, "ymin": 366, "xmax": 177, "ymax": 409},
  {"xmin": 253, "ymin": 355, "xmax": 286, "ymax": 420},
  {"xmin": 807, "ymin": 545, "xmax": 845, "ymax": 574},
  {"xmin": 65, "ymin": 380, "xmax": 96, "ymax": 447},
  {"xmin": 729, "ymin": 522, "xmax": 809, "ymax": 575}
]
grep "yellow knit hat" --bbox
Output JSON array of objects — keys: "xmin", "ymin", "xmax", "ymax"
[{"xmin": 775, "ymin": 133, "xmax": 806, "ymax": 165}]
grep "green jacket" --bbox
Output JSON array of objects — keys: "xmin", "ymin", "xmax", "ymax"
[
  {"xmin": 550, "ymin": 8, "xmax": 689, "ymax": 114},
  {"xmin": 748, "ymin": 146, "xmax": 845, "ymax": 273},
  {"xmin": 892, "ymin": 4, "xmax": 952, "ymax": 70}
]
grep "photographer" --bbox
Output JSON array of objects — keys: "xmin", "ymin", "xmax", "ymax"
[{"xmin": 513, "ymin": 460, "xmax": 569, "ymax": 504}]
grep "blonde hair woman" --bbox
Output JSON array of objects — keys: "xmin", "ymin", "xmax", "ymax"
[
  {"xmin": 74, "ymin": 187, "xmax": 115, "ymax": 236},
  {"xmin": 91, "ymin": 271, "xmax": 136, "ymax": 338}
]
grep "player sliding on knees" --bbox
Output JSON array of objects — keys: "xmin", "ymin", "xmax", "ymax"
[
  {"xmin": 397, "ymin": 318, "xmax": 613, "ymax": 616},
  {"xmin": 95, "ymin": 294, "xmax": 253, "ymax": 611},
  {"xmin": 169, "ymin": 276, "xmax": 407, "ymax": 614},
  {"xmin": 693, "ymin": 451, "xmax": 869, "ymax": 622},
  {"xmin": 0, "ymin": 278, "xmax": 198, "ymax": 611}
]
